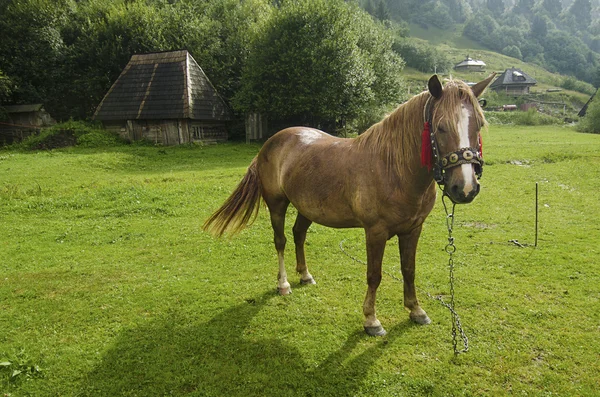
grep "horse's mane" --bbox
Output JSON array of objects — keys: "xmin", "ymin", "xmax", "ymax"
[{"xmin": 354, "ymin": 79, "xmax": 487, "ymax": 181}]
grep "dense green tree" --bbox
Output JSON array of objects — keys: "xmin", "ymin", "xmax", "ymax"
[
  {"xmin": 393, "ymin": 38, "xmax": 453, "ymax": 73},
  {"xmin": 502, "ymin": 44, "xmax": 523, "ymax": 59},
  {"xmin": 413, "ymin": 0, "xmax": 454, "ymax": 29},
  {"xmin": 0, "ymin": 71, "xmax": 12, "ymax": 105},
  {"xmin": 0, "ymin": 0, "xmax": 71, "ymax": 116},
  {"xmin": 566, "ymin": 0, "xmax": 592, "ymax": 30},
  {"xmin": 512, "ymin": 0, "xmax": 535, "ymax": 16},
  {"xmin": 487, "ymin": 0, "xmax": 505, "ymax": 17},
  {"xmin": 463, "ymin": 12, "xmax": 500, "ymax": 41},
  {"xmin": 236, "ymin": 0, "xmax": 404, "ymax": 130},
  {"xmin": 443, "ymin": 0, "xmax": 471, "ymax": 22},
  {"xmin": 375, "ymin": 0, "xmax": 391, "ymax": 20},
  {"xmin": 593, "ymin": 67, "xmax": 600, "ymax": 88},
  {"xmin": 531, "ymin": 14, "xmax": 549, "ymax": 38},
  {"xmin": 543, "ymin": 30, "xmax": 594, "ymax": 81},
  {"xmin": 541, "ymin": 0, "xmax": 562, "ymax": 18}
]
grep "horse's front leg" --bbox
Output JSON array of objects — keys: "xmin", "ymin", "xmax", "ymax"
[
  {"xmin": 398, "ymin": 226, "xmax": 431, "ymax": 325},
  {"xmin": 363, "ymin": 227, "xmax": 388, "ymax": 336}
]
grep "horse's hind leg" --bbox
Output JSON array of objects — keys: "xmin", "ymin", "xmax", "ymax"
[
  {"xmin": 293, "ymin": 213, "xmax": 316, "ymax": 285},
  {"xmin": 267, "ymin": 198, "xmax": 292, "ymax": 295},
  {"xmin": 399, "ymin": 226, "xmax": 431, "ymax": 325}
]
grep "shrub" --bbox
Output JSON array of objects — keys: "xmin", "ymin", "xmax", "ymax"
[
  {"xmin": 577, "ymin": 95, "xmax": 600, "ymax": 133},
  {"xmin": 485, "ymin": 109, "xmax": 561, "ymax": 125},
  {"xmin": 16, "ymin": 120, "xmax": 124, "ymax": 150}
]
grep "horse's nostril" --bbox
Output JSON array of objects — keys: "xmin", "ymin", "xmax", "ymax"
[
  {"xmin": 475, "ymin": 183, "xmax": 481, "ymax": 195},
  {"xmin": 451, "ymin": 184, "xmax": 460, "ymax": 197}
]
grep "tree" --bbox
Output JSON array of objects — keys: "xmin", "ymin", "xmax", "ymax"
[
  {"xmin": 235, "ymin": 0, "xmax": 404, "ymax": 130},
  {"xmin": 502, "ymin": 45, "xmax": 523, "ymax": 59},
  {"xmin": 393, "ymin": 38, "xmax": 453, "ymax": 73},
  {"xmin": 0, "ymin": 70, "xmax": 12, "ymax": 105},
  {"xmin": 567, "ymin": 0, "xmax": 592, "ymax": 30},
  {"xmin": 463, "ymin": 13, "xmax": 499, "ymax": 42},
  {"xmin": 531, "ymin": 14, "xmax": 549, "ymax": 39},
  {"xmin": 512, "ymin": 0, "xmax": 534, "ymax": 16},
  {"xmin": 487, "ymin": 0, "xmax": 505, "ymax": 17},
  {"xmin": 543, "ymin": 30, "xmax": 592, "ymax": 81},
  {"xmin": 541, "ymin": 0, "xmax": 562, "ymax": 18},
  {"xmin": 578, "ymin": 93, "xmax": 600, "ymax": 133},
  {"xmin": 375, "ymin": 0, "xmax": 391, "ymax": 20},
  {"xmin": 0, "ymin": 0, "xmax": 71, "ymax": 116}
]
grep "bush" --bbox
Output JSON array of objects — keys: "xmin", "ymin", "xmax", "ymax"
[
  {"xmin": 485, "ymin": 109, "xmax": 561, "ymax": 125},
  {"xmin": 560, "ymin": 76, "xmax": 596, "ymax": 95},
  {"xmin": 392, "ymin": 38, "xmax": 453, "ymax": 73},
  {"xmin": 577, "ymin": 95, "xmax": 600, "ymax": 133},
  {"xmin": 16, "ymin": 120, "xmax": 124, "ymax": 150}
]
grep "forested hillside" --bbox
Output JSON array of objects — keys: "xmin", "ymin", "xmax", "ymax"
[
  {"xmin": 362, "ymin": 0, "xmax": 600, "ymax": 85},
  {"xmin": 0, "ymin": 0, "xmax": 598, "ymax": 137}
]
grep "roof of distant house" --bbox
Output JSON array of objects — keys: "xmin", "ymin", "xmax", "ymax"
[
  {"xmin": 490, "ymin": 67, "xmax": 537, "ymax": 87},
  {"xmin": 455, "ymin": 56, "xmax": 486, "ymax": 68},
  {"xmin": 3, "ymin": 104, "xmax": 45, "ymax": 113}
]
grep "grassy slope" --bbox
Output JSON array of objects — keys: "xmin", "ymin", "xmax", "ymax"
[
  {"xmin": 1, "ymin": 126, "xmax": 600, "ymax": 396},
  {"xmin": 404, "ymin": 23, "xmax": 592, "ymax": 107}
]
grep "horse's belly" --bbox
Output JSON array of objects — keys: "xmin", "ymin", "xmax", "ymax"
[
  {"xmin": 286, "ymin": 184, "xmax": 362, "ymax": 229},
  {"xmin": 296, "ymin": 204, "xmax": 361, "ymax": 228}
]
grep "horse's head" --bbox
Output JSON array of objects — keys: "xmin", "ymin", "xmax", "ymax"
[{"xmin": 424, "ymin": 74, "xmax": 495, "ymax": 204}]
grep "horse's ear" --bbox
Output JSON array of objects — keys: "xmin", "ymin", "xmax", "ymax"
[
  {"xmin": 471, "ymin": 73, "xmax": 496, "ymax": 98},
  {"xmin": 428, "ymin": 75, "xmax": 443, "ymax": 99}
]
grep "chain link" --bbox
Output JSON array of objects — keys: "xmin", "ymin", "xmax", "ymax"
[
  {"xmin": 440, "ymin": 194, "xmax": 469, "ymax": 354},
  {"xmin": 338, "ymin": 193, "xmax": 469, "ymax": 355}
]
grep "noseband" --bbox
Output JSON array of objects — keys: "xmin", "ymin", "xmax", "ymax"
[{"xmin": 421, "ymin": 96, "xmax": 484, "ymax": 185}]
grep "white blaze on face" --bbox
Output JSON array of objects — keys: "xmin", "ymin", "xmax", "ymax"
[
  {"xmin": 457, "ymin": 105, "xmax": 477, "ymax": 195},
  {"xmin": 297, "ymin": 129, "xmax": 322, "ymax": 145}
]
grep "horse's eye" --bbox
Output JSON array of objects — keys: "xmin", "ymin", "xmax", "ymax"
[{"xmin": 438, "ymin": 127, "xmax": 447, "ymax": 134}]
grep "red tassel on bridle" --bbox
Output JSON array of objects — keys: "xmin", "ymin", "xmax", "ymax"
[
  {"xmin": 421, "ymin": 121, "xmax": 433, "ymax": 171},
  {"xmin": 478, "ymin": 134, "xmax": 483, "ymax": 159}
]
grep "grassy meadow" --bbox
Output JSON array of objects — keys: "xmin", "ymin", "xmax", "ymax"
[{"xmin": 1, "ymin": 125, "xmax": 599, "ymax": 396}]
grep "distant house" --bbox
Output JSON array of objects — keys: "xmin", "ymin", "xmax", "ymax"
[
  {"xmin": 0, "ymin": 104, "xmax": 56, "ymax": 145},
  {"xmin": 490, "ymin": 67, "xmax": 537, "ymax": 95},
  {"xmin": 94, "ymin": 50, "xmax": 232, "ymax": 145},
  {"xmin": 454, "ymin": 56, "xmax": 486, "ymax": 72}
]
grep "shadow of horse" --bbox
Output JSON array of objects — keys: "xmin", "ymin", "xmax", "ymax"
[{"xmin": 79, "ymin": 291, "xmax": 413, "ymax": 396}]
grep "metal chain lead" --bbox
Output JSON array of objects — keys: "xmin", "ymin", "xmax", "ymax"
[
  {"xmin": 441, "ymin": 193, "xmax": 469, "ymax": 354},
  {"xmin": 338, "ymin": 194, "xmax": 469, "ymax": 355}
]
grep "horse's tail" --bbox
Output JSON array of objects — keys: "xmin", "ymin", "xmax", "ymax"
[{"xmin": 203, "ymin": 157, "xmax": 262, "ymax": 237}]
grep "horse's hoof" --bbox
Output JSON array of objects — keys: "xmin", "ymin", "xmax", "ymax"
[
  {"xmin": 364, "ymin": 325, "xmax": 387, "ymax": 337},
  {"xmin": 410, "ymin": 312, "xmax": 431, "ymax": 325},
  {"xmin": 278, "ymin": 286, "xmax": 292, "ymax": 295},
  {"xmin": 300, "ymin": 277, "xmax": 316, "ymax": 285}
]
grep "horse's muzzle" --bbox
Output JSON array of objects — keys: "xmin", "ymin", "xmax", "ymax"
[{"xmin": 446, "ymin": 180, "xmax": 480, "ymax": 204}]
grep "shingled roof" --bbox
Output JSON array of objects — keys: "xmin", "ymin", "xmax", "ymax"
[
  {"xmin": 490, "ymin": 67, "xmax": 537, "ymax": 88},
  {"xmin": 455, "ymin": 56, "xmax": 486, "ymax": 68},
  {"xmin": 94, "ymin": 50, "xmax": 231, "ymax": 122}
]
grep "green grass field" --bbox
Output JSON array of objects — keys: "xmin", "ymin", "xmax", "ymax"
[{"xmin": 1, "ymin": 125, "xmax": 599, "ymax": 396}]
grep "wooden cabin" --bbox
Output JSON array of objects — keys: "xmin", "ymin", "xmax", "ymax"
[
  {"xmin": 490, "ymin": 67, "xmax": 537, "ymax": 95},
  {"xmin": 94, "ymin": 50, "xmax": 231, "ymax": 145},
  {"xmin": 0, "ymin": 104, "xmax": 55, "ymax": 145},
  {"xmin": 454, "ymin": 56, "xmax": 486, "ymax": 72}
]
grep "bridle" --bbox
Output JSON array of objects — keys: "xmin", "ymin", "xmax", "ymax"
[{"xmin": 422, "ymin": 96, "xmax": 484, "ymax": 185}]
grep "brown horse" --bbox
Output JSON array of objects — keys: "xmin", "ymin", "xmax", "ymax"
[{"xmin": 204, "ymin": 74, "xmax": 495, "ymax": 336}]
